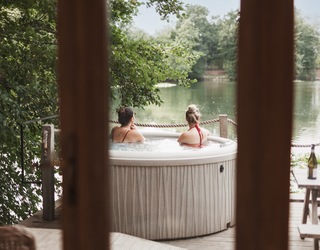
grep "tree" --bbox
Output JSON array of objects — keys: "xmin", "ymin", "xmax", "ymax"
[
  {"xmin": 0, "ymin": 0, "xmax": 198, "ymax": 224},
  {"xmin": 165, "ymin": 6, "xmax": 239, "ymax": 80},
  {"xmin": 109, "ymin": 0, "xmax": 198, "ymax": 108},
  {"xmin": 294, "ymin": 10, "xmax": 320, "ymax": 81},
  {"xmin": 215, "ymin": 10, "xmax": 239, "ymax": 81},
  {"xmin": 0, "ymin": 0, "xmax": 58, "ymax": 225},
  {"xmin": 172, "ymin": 4, "xmax": 218, "ymax": 80}
]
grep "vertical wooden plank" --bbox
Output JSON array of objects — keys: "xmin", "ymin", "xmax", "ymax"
[
  {"xmin": 236, "ymin": 0, "xmax": 294, "ymax": 249},
  {"xmin": 219, "ymin": 114, "xmax": 228, "ymax": 138},
  {"xmin": 311, "ymin": 190, "xmax": 318, "ymax": 224},
  {"xmin": 41, "ymin": 124, "xmax": 55, "ymax": 221},
  {"xmin": 302, "ymin": 189, "xmax": 311, "ymax": 224},
  {"xmin": 57, "ymin": 0, "xmax": 109, "ymax": 249}
]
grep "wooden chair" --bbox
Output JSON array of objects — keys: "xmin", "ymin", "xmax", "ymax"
[{"xmin": 0, "ymin": 226, "xmax": 36, "ymax": 250}]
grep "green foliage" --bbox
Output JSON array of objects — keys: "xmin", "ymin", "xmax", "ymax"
[
  {"xmin": 158, "ymin": 6, "xmax": 239, "ymax": 81},
  {"xmin": 111, "ymin": 26, "xmax": 198, "ymax": 107},
  {"xmin": 294, "ymin": 11, "xmax": 320, "ymax": 81},
  {"xmin": 173, "ymin": 4, "xmax": 215, "ymax": 80},
  {"xmin": 110, "ymin": 0, "xmax": 198, "ymax": 108},
  {"xmin": 215, "ymin": 11, "xmax": 239, "ymax": 81},
  {"xmin": 0, "ymin": 0, "xmax": 58, "ymax": 224},
  {"xmin": 146, "ymin": 0, "xmax": 185, "ymax": 21},
  {"xmin": 152, "ymin": 6, "xmax": 320, "ymax": 82},
  {"xmin": 109, "ymin": 0, "xmax": 142, "ymax": 27},
  {"xmin": 0, "ymin": 0, "xmax": 199, "ymax": 224}
]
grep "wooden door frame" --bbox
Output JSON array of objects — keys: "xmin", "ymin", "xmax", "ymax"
[
  {"xmin": 236, "ymin": 0, "xmax": 294, "ymax": 249},
  {"xmin": 57, "ymin": 0, "xmax": 294, "ymax": 249},
  {"xmin": 57, "ymin": 0, "xmax": 110, "ymax": 249}
]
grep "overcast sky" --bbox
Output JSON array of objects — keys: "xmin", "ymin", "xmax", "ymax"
[{"xmin": 132, "ymin": 0, "xmax": 320, "ymax": 35}]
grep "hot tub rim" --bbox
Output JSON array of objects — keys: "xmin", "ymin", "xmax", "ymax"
[{"xmin": 109, "ymin": 131, "xmax": 237, "ymax": 166}]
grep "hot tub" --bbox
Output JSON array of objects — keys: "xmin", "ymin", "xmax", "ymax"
[{"xmin": 110, "ymin": 131, "xmax": 237, "ymax": 240}]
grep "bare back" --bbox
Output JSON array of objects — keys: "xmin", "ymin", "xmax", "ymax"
[
  {"xmin": 111, "ymin": 126, "xmax": 145, "ymax": 143},
  {"xmin": 178, "ymin": 126, "xmax": 210, "ymax": 147}
]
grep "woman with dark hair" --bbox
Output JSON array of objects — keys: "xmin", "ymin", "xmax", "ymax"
[
  {"xmin": 111, "ymin": 107, "xmax": 145, "ymax": 143},
  {"xmin": 178, "ymin": 104, "xmax": 210, "ymax": 147}
]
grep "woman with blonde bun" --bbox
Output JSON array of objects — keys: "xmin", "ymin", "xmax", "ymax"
[
  {"xmin": 178, "ymin": 104, "xmax": 210, "ymax": 147},
  {"xmin": 111, "ymin": 107, "xmax": 145, "ymax": 143}
]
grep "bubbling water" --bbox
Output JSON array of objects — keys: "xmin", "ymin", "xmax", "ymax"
[{"xmin": 110, "ymin": 136, "xmax": 233, "ymax": 152}]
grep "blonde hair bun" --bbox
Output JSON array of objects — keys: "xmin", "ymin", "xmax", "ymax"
[{"xmin": 186, "ymin": 104, "xmax": 200, "ymax": 123}]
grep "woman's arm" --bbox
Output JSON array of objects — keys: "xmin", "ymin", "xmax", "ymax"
[{"xmin": 177, "ymin": 132, "xmax": 187, "ymax": 143}]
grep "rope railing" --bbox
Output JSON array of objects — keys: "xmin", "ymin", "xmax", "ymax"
[
  {"xmin": 109, "ymin": 118, "xmax": 233, "ymax": 128},
  {"xmin": 109, "ymin": 120, "xmax": 188, "ymax": 128},
  {"xmin": 291, "ymin": 142, "xmax": 320, "ymax": 148},
  {"xmin": 109, "ymin": 117, "xmax": 320, "ymax": 149},
  {"xmin": 226, "ymin": 118, "xmax": 238, "ymax": 127}
]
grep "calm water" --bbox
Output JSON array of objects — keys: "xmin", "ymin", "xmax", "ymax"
[{"xmin": 111, "ymin": 80, "xmax": 320, "ymax": 153}]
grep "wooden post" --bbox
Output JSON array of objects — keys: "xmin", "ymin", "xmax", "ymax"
[
  {"xmin": 219, "ymin": 114, "xmax": 228, "ymax": 138},
  {"xmin": 236, "ymin": 0, "xmax": 294, "ymax": 249},
  {"xmin": 57, "ymin": 0, "xmax": 109, "ymax": 249},
  {"xmin": 41, "ymin": 124, "xmax": 55, "ymax": 221}
]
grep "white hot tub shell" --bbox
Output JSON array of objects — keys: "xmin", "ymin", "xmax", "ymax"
[{"xmin": 110, "ymin": 131, "xmax": 237, "ymax": 240}]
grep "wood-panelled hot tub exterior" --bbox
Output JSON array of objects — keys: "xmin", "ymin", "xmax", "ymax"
[{"xmin": 110, "ymin": 132, "xmax": 237, "ymax": 240}]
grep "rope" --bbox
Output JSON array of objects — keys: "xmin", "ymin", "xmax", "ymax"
[
  {"xmin": 109, "ymin": 120, "xmax": 188, "ymax": 128},
  {"xmin": 227, "ymin": 118, "xmax": 238, "ymax": 127},
  {"xmin": 109, "ymin": 118, "xmax": 223, "ymax": 128},
  {"xmin": 291, "ymin": 142, "xmax": 320, "ymax": 148}
]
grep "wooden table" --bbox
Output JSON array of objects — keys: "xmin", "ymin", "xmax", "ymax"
[
  {"xmin": 293, "ymin": 169, "xmax": 320, "ymax": 249},
  {"xmin": 292, "ymin": 169, "xmax": 320, "ymax": 224}
]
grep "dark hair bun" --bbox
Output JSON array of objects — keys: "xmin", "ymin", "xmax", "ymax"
[{"xmin": 117, "ymin": 107, "xmax": 134, "ymax": 125}]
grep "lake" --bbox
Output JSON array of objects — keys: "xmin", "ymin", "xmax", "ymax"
[{"xmin": 111, "ymin": 80, "xmax": 320, "ymax": 154}]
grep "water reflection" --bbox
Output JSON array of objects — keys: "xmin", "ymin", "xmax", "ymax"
[
  {"xmin": 134, "ymin": 81, "xmax": 236, "ymax": 123},
  {"xmin": 293, "ymin": 81, "xmax": 320, "ymax": 146}
]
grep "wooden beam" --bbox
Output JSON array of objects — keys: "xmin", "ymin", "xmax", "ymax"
[
  {"xmin": 236, "ymin": 0, "xmax": 294, "ymax": 249},
  {"xmin": 219, "ymin": 114, "xmax": 228, "ymax": 138},
  {"xmin": 57, "ymin": 0, "xmax": 110, "ymax": 249},
  {"xmin": 41, "ymin": 124, "xmax": 55, "ymax": 221}
]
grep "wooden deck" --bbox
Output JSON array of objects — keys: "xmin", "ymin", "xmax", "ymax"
[
  {"xmin": 164, "ymin": 202, "xmax": 314, "ymax": 250},
  {"xmin": 20, "ymin": 229, "xmax": 187, "ymax": 250},
  {"xmin": 18, "ymin": 201, "xmax": 316, "ymax": 250}
]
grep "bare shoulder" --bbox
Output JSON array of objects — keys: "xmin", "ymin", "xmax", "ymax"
[
  {"xmin": 110, "ymin": 126, "xmax": 119, "ymax": 137},
  {"xmin": 129, "ymin": 129, "xmax": 145, "ymax": 142},
  {"xmin": 111, "ymin": 126, "xmax": 119, "ymax": 132}
]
